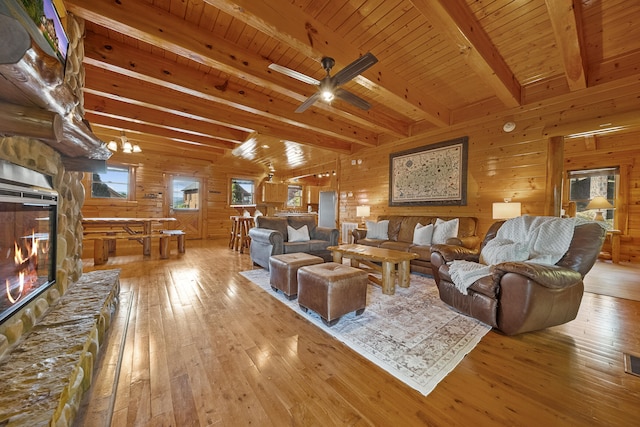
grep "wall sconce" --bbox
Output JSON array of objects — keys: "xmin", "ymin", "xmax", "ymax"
[
  {"xmin": 492, "ymin": 198, "xmax": 521, "ymax": 219},
  {"xmin": 356, "ymin": 205, "xmax": 370, "ymax": 226},
  {"xmin": 107, "ymin": 131, "xmax": 142, "ymax": 153},
  {"xmin": 586, "ymin": 196, "xmax": 614, "ymax": 221}
]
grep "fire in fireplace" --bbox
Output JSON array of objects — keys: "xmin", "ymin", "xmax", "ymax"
[{"xmin": 0, "ymin": 160, "xmax": 57, "ymax": 324}]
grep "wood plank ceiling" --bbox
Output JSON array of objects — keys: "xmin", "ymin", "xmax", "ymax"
[{"xmin": 64, "ymin": 0, "xmax": 640, "ymax": 174}]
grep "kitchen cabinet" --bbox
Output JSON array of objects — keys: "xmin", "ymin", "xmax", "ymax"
[{"xmin": 261, "ymin": 182, "xmax": 287, "ymax": 203}]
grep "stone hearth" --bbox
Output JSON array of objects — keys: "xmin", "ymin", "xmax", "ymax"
[{"xmin": 0, "ymin": 269, "xmax": 120, "ymax": 426}]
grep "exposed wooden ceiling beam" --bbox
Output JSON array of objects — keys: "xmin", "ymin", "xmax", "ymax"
[
  {"xmin": 84, "ymin": 93, "xmax": 248, "ymax": 144},
  {"xmin": 66, "ymin": 0, "xmax": 400, "ymax": 142},
  {"xmin": 83, "ymin": 64, "xmax": 356, "ymax": 153},
  {"xmin": 545, "ymin": 0, "xmax": 587, "ymax": 91},
  {"xmin": 410, "ymin": 0, "xmax": 522, "ymax": 108},
  {"xmin": 84, "ymin": 112, "xmax": 239, "ymax": 151},
  {"xmin": 208, "ymin": 0, "xmax": 451, "ymax": 127},
  {"xmin": 81, "ymin": 32, "xmax": 381, "ymax": 146},
  {"xmin": 92, "ymin": 125, "xmax": 224, "ymax": 160}
]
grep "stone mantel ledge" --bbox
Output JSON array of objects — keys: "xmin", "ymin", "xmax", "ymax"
[{"xmin": 0, "ymin": 269, "xmax": 121, "ymax": 427}]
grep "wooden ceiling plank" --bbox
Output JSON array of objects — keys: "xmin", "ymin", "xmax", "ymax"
[
  {"xmin": 82, "ymin": 32, "xmax": 393, "ymax": 144},
  {"xmin": 83, "ymin": 93, "xmax": 247, "ymax": 144},
  {"xmin": 83, "ymin": 64, "xmax": 354, "ymax": 153},
  {"xmin": 544, "ymin": 0, "xmax": 587, "ymax": 91},
  {"xmin": 410, "ymin": 0, "xmax": 521, "ymax": 108},
  {"xmin": 84, "ymin": 112, "xmax": 238, "ymax": 150},
  {"xmin": 66, "ymin": 0, "xmax": 397, "ymax": 139},
  {"xmin": 205, "ymin": 0, "xmax": 451, "ymax": 126}
]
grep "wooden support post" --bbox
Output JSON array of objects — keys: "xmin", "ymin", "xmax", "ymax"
[{"xmin": 159, "ymin": 236, "xmax": 169, "ymax": 259}]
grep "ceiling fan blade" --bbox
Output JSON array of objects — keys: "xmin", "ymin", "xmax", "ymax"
[
  {"xmin": 332, "ymin": 52, "xmax": 378, "ymax": 87},
  {"xmin": 334, "ymin": 88, "xmax": 372, "ymax": 110},
  {"xmin": 295, "ymin": 92, "xmax": 321, "ymax": 113},
  {"xmin": 268, "ymin": 63, "xmax": 320, "ymax": 85}
]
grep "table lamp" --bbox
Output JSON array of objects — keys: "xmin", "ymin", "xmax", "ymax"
[
  {"xmin": 492, "ymin": 198, "xmax": 521, "ymax": 219},
  {"xmin": 586, "ymin": 196, "xmax": 613, "ymax": 221},
  {"xmin": 356, "ymin": 205, "xmax": 370, "ymax": 227}
]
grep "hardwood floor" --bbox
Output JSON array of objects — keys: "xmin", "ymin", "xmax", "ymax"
[{"xmin": 74, "ymin": 240, "xmax": 640, "ymax": 426}]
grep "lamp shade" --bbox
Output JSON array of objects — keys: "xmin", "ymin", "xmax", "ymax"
[
  {"xmin": 356, "ymin": 205, "xmax": 370, "ymax": 218},
  {"xmin": 493, "ymin": 202, "xmax": 521, "ymax": 219},
  {"xmin": 586, "ymin": 196, "xmax": 613, "ymax": 210}
]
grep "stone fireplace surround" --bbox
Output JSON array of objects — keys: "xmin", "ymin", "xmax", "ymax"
[{"xmin": 0, "ymin": 136, "xmax": 120, "ymax": 426}]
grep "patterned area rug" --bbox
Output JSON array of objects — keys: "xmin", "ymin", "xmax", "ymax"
[{"xmin": 239, "ymin": 268, "xmax": 491, "ymax": 396}]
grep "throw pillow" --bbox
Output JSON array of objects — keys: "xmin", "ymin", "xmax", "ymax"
[
  {"xmin": 287, "ymin": 224, "xmax": 310, "ymax": 242},
  {"xmin": 432, "ymin": 218, "xmax": 459, "ymax": 244},
  {"xmin": 412, "ymin": 223, "xmax": 434, "ymax": 246},
  {"xmin": 365, "ymin": 220, "xmax": 389, "ymax": 239}
]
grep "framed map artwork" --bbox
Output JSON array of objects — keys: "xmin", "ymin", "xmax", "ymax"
[{"xmin": 389, "ymin": 137, "xmax": 468, "ymax": 206}]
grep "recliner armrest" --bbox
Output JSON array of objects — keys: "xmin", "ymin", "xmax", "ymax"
[
  {"xmin": 430, "ymin": 244, "xmax": 480, "ymax": 263},
  {"xmin": 248, "ymin": 227, "xmax": 284, "ymax": 245},
  {"xmin": 492, "ymin": 262, "xmax": 582, "ymax": 289},
  {"xmin": 352, "ymin": 228, "xmax": 367, "ymax": 243}
]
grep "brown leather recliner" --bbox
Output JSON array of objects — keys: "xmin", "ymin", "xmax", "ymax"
[{"xmin": 430, "ymin": 220, "xmax": 606, "ymax": 335}]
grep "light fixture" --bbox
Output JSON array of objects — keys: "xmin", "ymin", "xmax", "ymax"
[
  {"xmin": 502, "ymin": 121, "xmax": 516, "ymax": 133},
  {"xmin": 493, "ymin": 198, "xmax": 521, "ymax": 219},
  {"xmin": 356, "ymin": 205, "xmax": 370, "ymax": 226},
  {"xmin": 107, "ymin": 131, "xmax": 142, "ymax": 153},
  {"xmin": 321, "ymin": 89, "xmax": 334, "ymax": 102},
  {"xmin": 586, "ymin": 196, "xmax": 613, "ymax": 222}
]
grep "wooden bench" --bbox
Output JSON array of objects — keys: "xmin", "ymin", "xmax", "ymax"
[{"xmin": 158, "ymin": 230, "xmax": 186, "ymax": 255}]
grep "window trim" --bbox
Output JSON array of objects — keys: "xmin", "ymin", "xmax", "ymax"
[
  {"xmin": 88, "ymin": 164, "xmax": 137, "ymax": 202},
  {"xmin": 229, "ymin": 177, "xmax": 256, "ymax": 207}
]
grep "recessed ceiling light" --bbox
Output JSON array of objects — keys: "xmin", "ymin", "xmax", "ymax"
[{"xmin": 503, "ymin": 121, "xmax": 516, "ymax": 132}]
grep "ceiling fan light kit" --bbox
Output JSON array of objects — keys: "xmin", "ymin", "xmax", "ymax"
[{"xmin": 269, "ymin": 52, "xmax": 379, "ymax": 113}]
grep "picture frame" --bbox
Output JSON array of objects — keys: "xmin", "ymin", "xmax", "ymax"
[{"xmin": 389, "ymin": 136, "xmax": 468, "ymax": 206}]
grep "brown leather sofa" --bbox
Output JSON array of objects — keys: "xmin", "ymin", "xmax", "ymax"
[
  {"xmin": 352, "ymin": 215, "xmax": 479, "ymax": 275},
  {"xmin": 430, "ymin": 220, "xmax": 606, "ymax": 335}
]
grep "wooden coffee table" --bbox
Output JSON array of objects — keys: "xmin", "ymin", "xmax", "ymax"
[{"xmin": 326, "ymin": 244, "xmax": 419, "ymax": 295}]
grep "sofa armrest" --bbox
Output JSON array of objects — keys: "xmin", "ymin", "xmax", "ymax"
[
  {"xmin": 352, "ymin": 228, "xmax": 367, "ymax": 243},
  {"xmin": 313, "ymin": 227, "xmax": 339, "ymax": 245},
  {"xmin": 492, "ymin": 262, "xmax": 582, "ymax": 289},
  {"xmin": 430, "ymin": 244, "xmax": 480, "ymax": 263},
  {"xmin": 248, "ymin": 227, "xmax": 284, "ymax": 246}
]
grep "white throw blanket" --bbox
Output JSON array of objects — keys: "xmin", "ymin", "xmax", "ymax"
[{"xmin": 449, "ymin": 216, "xmax": 578, "ymax": 295}]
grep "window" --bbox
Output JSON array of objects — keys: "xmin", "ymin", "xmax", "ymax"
[
  {"xmin": 286, "ymin": 185, "xmax": 303, "ymax": 208},
  {"xmin": 230, "ymin": 178, "xmax": 255, "ymax": 205},
  {"xmin": 568, "ymin": 167, "xmax": 618, "ymax": 226},
  {"xmin": 171, "ymin": 177, "xmax": 199, "ymax": 210},
  {"xmin": 91, "ymin": 166, "xmax": 130, "ymax": 199}
]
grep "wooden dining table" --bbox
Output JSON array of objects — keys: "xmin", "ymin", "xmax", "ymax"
[{"xmin": 82, "ymin": 217, "xmax": 177, "ymax": 256}]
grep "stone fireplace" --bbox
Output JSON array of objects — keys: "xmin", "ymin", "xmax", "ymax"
[{"xmin": 0, "ymin": 136, "xmax": 85, "ymax": 357}]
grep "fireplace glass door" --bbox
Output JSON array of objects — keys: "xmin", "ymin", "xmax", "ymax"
[{"xmin": 0, "ymin": 185, "xmax": 57, "ymax": 324}]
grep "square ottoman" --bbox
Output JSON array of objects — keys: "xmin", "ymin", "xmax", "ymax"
[
  {"xmin": 269, "ymin": 253, "xmax": 325, "ymax": 300},
  {"xmin": 297, "ymin": 262, "xmax": 368, "ymax": 326}
]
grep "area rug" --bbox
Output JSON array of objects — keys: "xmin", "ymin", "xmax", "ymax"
[{"xmin": 239, "ymin": 268, "xmax": 491, "ymax": 396}]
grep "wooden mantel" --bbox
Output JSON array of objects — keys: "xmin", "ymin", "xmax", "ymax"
[{"xmin": 0, "ymin": 0, "xmax": 110, "ymax": 161}]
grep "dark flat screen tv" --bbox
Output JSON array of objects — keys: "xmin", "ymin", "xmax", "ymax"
[{"xmin": 19, "ymin": 0, "xmax": 69, "ymax": 64}]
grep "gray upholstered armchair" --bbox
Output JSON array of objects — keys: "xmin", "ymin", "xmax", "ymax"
[{"xmin": 248, "ymin": 215, "xmax": 338, "ymax": 270}]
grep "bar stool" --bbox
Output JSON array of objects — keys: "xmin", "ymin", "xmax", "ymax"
[{"xmin": 229, "ymin": 216, "xmax": 240, "ymax": 249}]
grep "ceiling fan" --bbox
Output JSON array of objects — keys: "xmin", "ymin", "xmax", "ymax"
[{"xmin": 268, "ymin": 52, "xmax": 378, "ymax": 113}]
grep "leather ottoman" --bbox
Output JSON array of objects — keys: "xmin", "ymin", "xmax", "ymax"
[
  {"xmin": 297, "ymin": 262, "xmax": 368, "ymax": 326},
  {"xmin": 269, "ymin": 253, "xmax": 325, "ymax": 299}
]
